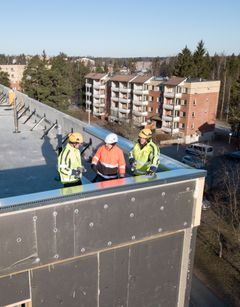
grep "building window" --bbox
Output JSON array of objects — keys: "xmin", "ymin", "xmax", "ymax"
[
  {"xmin": 149, "ymin": 96, "xmax": 153, "ymax": 102},
  {"xmin": 179, "ymin": 123, "xmax": 185, "ymax": 129},
  {"xmin": 182, "ymin": 87, "xmax": 188, "ymax": 94},
  {"xmin": 193, "ymin": 99, "xmax": 197, "ymax": 105},
  {"xmin": 180, "ymin": 111, "xmax": 186, "ymax": 117},
  {"xmin": 191, "ymin": 123, "xmax": 195, "ymax": 129},
  {"xmin": 192, "ymin": 112, "xmax": 195, "ymax": 117},
  {"xmin": 181, "ymin": 99, "xmax": 187, "ymax": 106},
  {"xmin": 148, "ymin": 107, "xmax": 153, "ymax": 112}
]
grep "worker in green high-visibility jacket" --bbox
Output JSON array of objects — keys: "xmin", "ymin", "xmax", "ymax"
[{"xmin": 129, "ymin": 128, "xmax": 160, "ymax": 176}]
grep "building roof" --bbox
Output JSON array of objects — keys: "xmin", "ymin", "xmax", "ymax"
[
  {"xmin": 85, "ymin": 73, "xmax": 108, "ymax": 80},
  {"xmin": 163, "ymin": 76, "xmax": 186, "ymax": 86},
  {"xmin": 130, "ymin": 75, "xmax": 152, "ymax": 83},
  {"xmin": 109, "ymin": 74, "xmax": 137, "ymax": 82},
  {"xmin": 148, "ymin": 79, "xmax": 163, "ymax": 86}
]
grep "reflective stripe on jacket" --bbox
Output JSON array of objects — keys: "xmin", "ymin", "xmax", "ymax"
[
  {"xmin": 58, "ymin": 143, "xmax": 82, "ymax": 184},
  {"xmin": 92, "ymin": 144, "xmax": 126, "ymax": 179},
  {"xmin": 129, "ymin": 140, "xmax": 160, "ymax": 175}
]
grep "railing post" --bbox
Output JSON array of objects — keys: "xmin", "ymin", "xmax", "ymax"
[{"xmin": 13, "ymin": 97, "xmax": 20, "ymax": 133}]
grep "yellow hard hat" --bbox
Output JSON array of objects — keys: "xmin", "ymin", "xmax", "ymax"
[
  {"xmin": 68, "ymin": 132, "xmax": 83, "ymax": 143},
  {"xmin": 138, "ymin": 128, "xmax": 152, "ymax": 139}
]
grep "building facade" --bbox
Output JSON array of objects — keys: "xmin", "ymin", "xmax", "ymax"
[
  {"xmin": 162, "ymin": 77, "xmax": 221, "ymax": 143},
  {"xmin": 85, "ymin": 74, "xmax": 220, "ymax": 141},
  {"xmin": 85, "ymin": 73, "xmax": 110, "ymax": 119},
  {"xmin": 0, "ymin": 64, "xmax": 25, "ymax": 90}
]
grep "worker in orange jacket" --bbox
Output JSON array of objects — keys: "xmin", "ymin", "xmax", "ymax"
[{"xmin": 91, "ymin": 133, "xmax": 126, "ymax": 182}]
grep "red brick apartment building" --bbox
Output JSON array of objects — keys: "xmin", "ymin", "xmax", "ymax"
[
  {"xmin": 162, "ymin": 77, "xmax": 221, "ymax": 143},
  {"xmin": 0, "ymin": 65, "xmax": 25, "ymax": 90},
  {"xmin": 85, "ymin": 74, "xmax": 220, "ymax": 142}
]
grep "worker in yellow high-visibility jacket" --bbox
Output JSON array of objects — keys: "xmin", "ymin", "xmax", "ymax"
[
  {"xmin": 8, "ymin": 89, "xmax": 16, "ymax": 106},
  {"xmin": 129, "ymin": 128, "xmax": 160, "ymax": 176},
  {"xmin": 58, "ymin": 132, "xmax": 85, "ymax": 187}
]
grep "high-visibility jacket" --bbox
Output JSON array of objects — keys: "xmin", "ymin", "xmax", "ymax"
[
  {"xmin": 58, "ymin": 143, "xmax": 82, "ymax": 184},
  {"xmin": 8, "ymin": 90, "xmax": 16, "ymax": 105},
  {"xmin": 129, "ymin": 140, "xmax": 160, "ymax": 175},
  {"xmin": 92, "ymin": 144, "xmax": 126, "ymax": 179}
]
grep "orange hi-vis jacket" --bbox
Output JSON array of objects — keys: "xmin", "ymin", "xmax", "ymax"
[{"xmin": 92, "ymin": 144, "xmax": 126, "ymax": 179}]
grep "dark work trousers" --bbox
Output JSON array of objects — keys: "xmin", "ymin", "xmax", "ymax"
[{"xmin": 92, "ymin": 174, "xmax": 117, "ymax": 183}]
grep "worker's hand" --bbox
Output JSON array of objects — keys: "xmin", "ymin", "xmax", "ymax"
[
  {"xmin": 130, "ymin": 160, "xmax": 137, "ymax": 172},
  {"xmin": 91, "ymin": 164, "xmax": 97, "ymax": 173},
  {"xmin": 71, "ymin": 169, "xmax": 81, "ymax": 177},
  {"xmin": 77, "ymin": 166, "xmax": 86, "ymax": 173},
  {"xmin": 145, "ymin": 170, "xmax": 156, "ymax": 177}
]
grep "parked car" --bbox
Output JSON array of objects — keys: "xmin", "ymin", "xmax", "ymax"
[
  {"xmin": 182, "ymin": 155, "xmax": 205, "ymax": 169},
  {"xmin": 186, "ymin": 143, "xmax": 214, "ymax": 157},
  {"xmin": 224, "ymin": 150, "xmax": 240, "ymax": 161},
  {"xmin": 202, "ymin": 198, "xmax": 211, "ymax": 210}
]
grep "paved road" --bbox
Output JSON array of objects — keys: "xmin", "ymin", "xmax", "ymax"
[{"xmin": 190, "ymin": 276, "xmax": 230, "ymax": 307}]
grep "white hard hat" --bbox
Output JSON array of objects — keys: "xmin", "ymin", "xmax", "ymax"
[{"xmin": 105, "ymin": 133, "xmax": 118, "ymax": 144}]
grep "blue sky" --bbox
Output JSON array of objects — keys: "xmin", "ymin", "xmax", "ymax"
[{"xmin": 1, "ymin": 0, "xmax": 240, "ymax": 57}]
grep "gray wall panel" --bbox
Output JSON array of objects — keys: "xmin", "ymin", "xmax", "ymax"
[
  {"xmin": 0, "ymin": 211, "xmax": 36, "ymax": 273},
  {"xmin": 99, "ymin": 247, "xmax": 129, "ymax": 306},
  {"xmin": 128, "ymin": 233, "xmax": 183, "ymax": 307},
  {"xmin": 0, "ymin": 271, "xmax": 30, "ymax": 306},
  {"xmin": 31, "ymin": 256, "xmax": 98, "ymax": 307}
]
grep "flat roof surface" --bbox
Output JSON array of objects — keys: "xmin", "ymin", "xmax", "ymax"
[{"xmin": 0, "ymin": 105, "xmax": 62, "ymax": 198}]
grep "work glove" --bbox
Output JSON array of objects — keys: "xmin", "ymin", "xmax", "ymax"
[
  {"xmin": 129, "ymin": 159, "xmax": 137, "ymax": 172},
  {"xmin": 77, "ymin": 166, "xmax": 86, "ymax": 173},
  {"xmin": 91, "ymin": 164, "xmax": 97, "ymax": 173},
  {"xmin": 71, "ymin": 169, "xmax": 81, "ymax": 177},
  {"xmin": 145, "ymin": 170, "xmax": 154, "ymax": 176}
]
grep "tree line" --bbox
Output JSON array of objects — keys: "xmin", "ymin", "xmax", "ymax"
[{"xmin": 0, "ymin": 42, "xmax": 239, "ymax": 130}]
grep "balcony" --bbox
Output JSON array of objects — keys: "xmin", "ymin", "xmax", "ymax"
[
  {"xmin": 93, "ymin": 94, "xmax": 105, "ymax": 99},
  {"xmin": 133, "ymin": 100, "xmax": 148, "ymax": 106},
  {"xmin": 111, "ymin": 106, "xmax": 118, "ymax": 112},
  {"xmin": 112, "ymin": 87, "xmax": 119, "ymax": 92},
  {"xmin": 163, "ymin": 104, "xmax": 181, "ymax": 110},
  {"xmin": 119, "ymin": 107, "xmax": 130, "ymax": 114},
  {"xmin": 85, "ymin": 82, "xmax": 92, "ymax": 87},
  {"xmin": 93, "ymin": 101, "xmax": 105, "ymax": 107},
  {"xmin": 161, "ymin": 126, "xmax": 179, "ymax": 134},
  {"xmin": 93, "ymin": 84, "xmax": 105, "ymax": 90},
  {"xmin": 86, "ymin": 99, "xmax": 92, "ymax": 105},
  {"xmin": 133, "ymin": 110, "xmax": 148, "ymax": 117},
  {"xmin": 112, "ymin": 97, "xmax": 119, "ymax": 102},
  {"xmin": 164, "ymin": 92, "xmax": 175, "ymax": 98},
  {"xmin": 162, "ymin": 115, "xmax": 180, "ymax": 122},
  {"xmin": 119, "ymin": 87, "xmax": 131, "ymax": 93},
  {"xmin": 93, "ymin": 110, "xmax": 105, "ymax": 116},
  {"xmin": 119, "ymin": 97, "xmax": 131, "ymax": 104},
  {"xmin": 164, "ymin": 92, "xmax": 182, "ymax": 99},
  {"xmin": 133, "ymin": 89, "xmax": 143, "ymax": 95}
]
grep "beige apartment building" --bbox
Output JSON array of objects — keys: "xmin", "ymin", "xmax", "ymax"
[
  {"xmin": 109, "ymin": 74, "xmax": 136, "ymax": 123},
  {"xmin": 162, "ymin": 77, "xmax": 221, "ymax": 143},
  {"xmin": 85, "ymin": 73, "xmax": 110, "ymax": 119},
  {"xmin": 0, "ymin": 65, "xmax": 25, "ymax": 90}
]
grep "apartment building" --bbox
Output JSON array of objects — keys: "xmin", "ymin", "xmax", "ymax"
[
  {"xmin": 85, "ymin": 73, "xmax": 110, "ymax": 119},
  {"xmin": 130, "ymin": 75, "xmax": 153, "ymax": 126},
  {"xmin": 162, "ymin": 77, "xmax": 221, "ymax": 143},
  {"xmin": 146, "ymin": 78, "xmax": 164, "ymax": 128},
  {"xmin": 109, "ymin": 74, "xmax": 136, "ymax": 123},
  {"xmin": 0, "ymin": 64, "xmax": 25, "ymax": 90}
]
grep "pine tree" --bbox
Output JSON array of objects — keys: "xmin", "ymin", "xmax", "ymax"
[
  {"xmin": 193, "ymin": 40, "xmax": 211, "ymax": 79},
  {"xmin": 173, "ymin": 46, "xmax": 193, "ymax": 77},
  {"xmin": 0, "ymin": 69, "xmax": 10, "ymax": 87}
]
